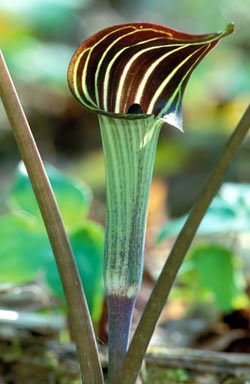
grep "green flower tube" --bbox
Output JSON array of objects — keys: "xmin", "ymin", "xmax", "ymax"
[
  {"xmin": 68, "ymin": 22, "xmax": 234, "ymax": 383},
  {"xmin": 99, "ymin": 114, "xmax": 163, "ymax": 381}
]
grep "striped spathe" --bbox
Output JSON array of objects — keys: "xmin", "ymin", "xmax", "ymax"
[{"xmin": 67, "ymin": 22, "xmax": 234, "ymax": 130}]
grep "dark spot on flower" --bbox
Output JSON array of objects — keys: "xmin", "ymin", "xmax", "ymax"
[{"xmin": 127, "ymin": 104, "xmax": 144, "ymax": 114}]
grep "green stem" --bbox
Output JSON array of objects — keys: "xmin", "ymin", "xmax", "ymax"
[
  {"xmin": 99, "ymin": 114, "xmax": 163, "ymax": 383},
  {"xmin": 0, "ymin": 50, "xmax": 104, "ymax": 384},
  {"xmin": 119, "ymin": 104, "xmax": 250, "ymax": 384}
]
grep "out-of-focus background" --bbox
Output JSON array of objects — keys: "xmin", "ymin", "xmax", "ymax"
[
  {"xmin": 0, "ymin": 0, "xmax": 249, "ymax": 206},
  {"xmin": 0, "ymin": 1, "xmax": 250, "ymax": 382}
]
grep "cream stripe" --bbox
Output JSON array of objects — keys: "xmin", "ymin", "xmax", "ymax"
[
  {"xmin": 94, "ymin": 27, "xmax": 140, "ymax": 106},
  {"xmin": 114, "ymin": 44, "xmax": 187, "ymax": 113},
  {"xmin": 147, "ymin": 45, "xmax": 205, "ymax": 114},
  {"xmin": 76, "ymin": 26, "xmax": 136, "ymax": 107},
  {"xmin": 72, "ymin": 48, "xmax": 95, "ymax": 105},
  {"xmin": 98, "ymin": 32, "xmax": 180, "ymax": 110},
  {"xmin": 133, "ymin": 45, "xmax": 189, "ymax": 105},
  {"xmin": 158, "ymin": 44, "xmax": 211, "ymax": 119}
]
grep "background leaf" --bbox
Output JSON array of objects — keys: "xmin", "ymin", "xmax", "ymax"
[
  {"xmin": 158, "ymin": 182, "xmax": 250, "ymax": 241},
  {"xmin": 0, "ymin": 163, "xmax": 104, "ymax": 323},
  {"xmin": 187, "ymin": 244, "xmax": 246, "ymax": 311},
  {"xmin": 0, "ymin": 214, "xmax": 50, "ymax": 283},
  {"xmin": 8, "ymin": 162, "xmax": 92, "ymax": 232},
  {"xmin": 46, "ymin": 220, "xmax": 104, "ymax": 323}
]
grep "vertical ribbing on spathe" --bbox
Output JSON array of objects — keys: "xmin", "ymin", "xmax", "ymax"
[
  {"xmin": 99, "ymin": 114, "xmax": 163, "ymax": 297},
  {"xmin": 99, "ymin": 114, "xmax": 164, "ymax": 383}
]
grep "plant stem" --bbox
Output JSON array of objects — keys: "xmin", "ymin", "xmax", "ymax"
[
  {"xmin": 119, "ymin": 104, "xmax": 250, "ymax": 384},
  {"xmin": 0, "ymin": 50, "xmax": 104, "ymax": 384},
  {"xmin": 107, "ymin": 295, "xmax": 136, "ymax": 383}
]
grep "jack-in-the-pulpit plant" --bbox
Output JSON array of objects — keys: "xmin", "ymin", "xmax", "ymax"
[{"xmin": 67, "ymin": 22, "xmax": 234, "ymax": 383}]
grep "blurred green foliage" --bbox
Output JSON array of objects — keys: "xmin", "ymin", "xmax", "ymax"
[
  {"xmin": 0, "ymin": 162, "xmax": 104, "ymax": 324},
  {"xmin": 0, "ymin": 0, "xmax": 82, "ymax": 86},
  {"xmin": 159, "ymin": 183, "xmax": 250, "ymax": 240},
  {"xmin": 159, "ymin": 182, "xmax": 250, "ymax": 312},
  {"xmin": 10, "ymin": 162, "xmax": 92, "ymax": 232},
  {"xmin": 0, "ymin": 0, "xmax": 249, "ymax": 183},
  {"xmin": 174, "ymin": 243, "xmax": 248, "ymax": 312},
  {"xmin": 1, "ymin": 0, "xmax": 249, "ymax": 200},
  {"xmin": 0, "ymin": 0, "xmax": 249, "ymax": 320}
]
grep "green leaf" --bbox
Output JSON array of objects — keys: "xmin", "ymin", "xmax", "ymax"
[
  {"xmin": 46, "ymin": 221, "xmax": 104, "ymax": 323},
  {"xmin": 9, "ymin": 42, "xmax": 75, "ymax": 86},
  {"xmin": 9, "ymin": 162, "xmax": 92, "ymax": 232},
  {"xmin": 0, "ymin": 214, "xmax": 49, "ymax": 283},
  {"xmin": 158, "ymin": 182, "xmax": 250, "ymax": 242},
  {"xmin": 220, "ymin": 182, "xmax": 250, "ymax": 212},
  {"xmin": 189, "ymin": 244, "xmax": 246, "ymax": 311},
  {"xmin": 0, "ymin": 162, "xmax": 103, "ymax": 322}
]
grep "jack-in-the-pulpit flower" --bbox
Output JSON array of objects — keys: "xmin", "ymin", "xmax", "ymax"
[
  {"xmin": 68, "ymin": 22, "xmax": 233, "ymax": 129},
  {"xmin": 68, "ymin": 22, "xmax": 234, "ymax": 383}
]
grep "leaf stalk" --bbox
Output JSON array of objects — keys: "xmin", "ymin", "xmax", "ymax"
[{"xmin": 0, "ymin": 50, "xmax": 104, "ymax": 384}]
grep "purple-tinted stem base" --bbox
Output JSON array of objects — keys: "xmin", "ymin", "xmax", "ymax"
[{"xmin": 107, "ymin": 294, "xmax": 136, "ymax": 384}]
